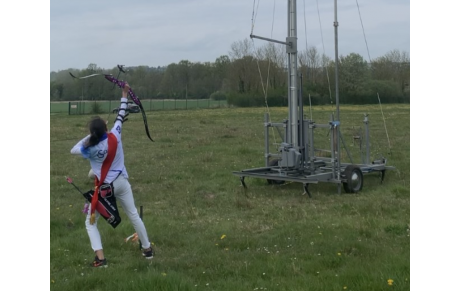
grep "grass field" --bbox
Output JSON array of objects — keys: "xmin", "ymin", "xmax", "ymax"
[
  {"xmin": 50, "ymin": 99, "xmax": 228, "ymax": 114},
  {"xmin": 50, "ymin": 104, "xmax": 410, "ymax": 291}
]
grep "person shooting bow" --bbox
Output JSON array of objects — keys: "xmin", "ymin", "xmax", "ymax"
[{"xmin": 70, "ymin": 83, "xmax": 154, "ymax": 267}]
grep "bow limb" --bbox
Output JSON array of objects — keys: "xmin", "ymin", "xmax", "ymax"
[
  {"xmin": 137, "ymin": 100, "xmax": 154, "ymax": 142},
  {"xmin": 69, "ymin": 72, "xmax": 105, "ymax": 79}
]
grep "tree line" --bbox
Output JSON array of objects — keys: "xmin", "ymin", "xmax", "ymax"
[{"xmin": 50, "ymin": 38, "xmax": 410, "ymax": 106}]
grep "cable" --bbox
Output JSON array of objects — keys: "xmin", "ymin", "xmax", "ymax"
[
  {"xmin": 355, "ymin": 0, "xmax": 392, "ymax": 156},
  {"xmin": 250, "ymin": 0, "xmax": 278, "ymax": 146},
  {"xmin": 315, "ymin": 0, "xmax": 334, "ymax": 109}
]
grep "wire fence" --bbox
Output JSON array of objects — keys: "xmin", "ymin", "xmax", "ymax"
[{"xmin": 50, "ymin": 99, "xmax": 228, "ymax": 114}]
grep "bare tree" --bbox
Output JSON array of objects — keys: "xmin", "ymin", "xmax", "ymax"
[
  {"xmin": 299, "ymin": 46, "xmax": 322, "ymax": 84},
  {"xmin": 229, "ymin": 38, "xmax": 253, "ymax": 60},
  {"xmin": 228, "ymin": 39, "xmax": 258, "ymax": 93},
  {"xmin": 371, "ymin": 49, "xmax": 410, "ymax": 93}
]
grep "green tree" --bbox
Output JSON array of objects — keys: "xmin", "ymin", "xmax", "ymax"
[
  {"xmin": 371, "ymin": 49, "xmax": 410, "ymax": 96},
  {"xmin": 338, "ymin": 53, "xmax": 370, "ymax": 103}
]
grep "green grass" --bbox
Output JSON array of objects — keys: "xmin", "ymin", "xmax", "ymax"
[
  {"xmin": 50, "ymin": 104, "xmax": 410, "ymax": 291},
  {"xmin": 51, "ymin": 99, "xmax": 228, "ymax": 114}
]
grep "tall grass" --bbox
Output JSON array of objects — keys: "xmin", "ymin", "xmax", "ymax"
[{"xmin": 50, "ymin": 104, "xmax": 410, "ymax": 291}]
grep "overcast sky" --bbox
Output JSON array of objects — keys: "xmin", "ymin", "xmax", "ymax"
[
  {"xmin": 8, "ymin": 2, "xmax": 460, "ymax": 288},
  {"xmin": 50, "ymin": 0, "xmax": 410, "ymax": 72}
]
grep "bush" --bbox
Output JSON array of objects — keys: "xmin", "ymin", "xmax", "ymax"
[
  {"xmin": 362, "ymin": 80, "xmax": 404, "ymax": 104},
  {"xmin": 210, "ymin": 91, "xmax": 227, "ymax": 101},
  {"xmin": 90, "ymin": 101, "xmax": 103, "ymax": 114},
  {"xmin": 227, "ymin": 90, "xmax": 287, "ymax": 107}
]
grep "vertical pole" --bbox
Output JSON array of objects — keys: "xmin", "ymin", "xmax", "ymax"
[
  {"xmin": 333, "ymin": 0, "xmax": 340, "ymax": 123},
  {"xmin": 287, "ymin": 0, "xmax": 298, "ymax": 148},
  {"xmin": 299, "ymin": 73, "xmax": 305, "ymax": 167},
  {"xmin": 309, "ymin": 121, "xmax": 315, "ymax": 163},
  {"xmin": 333, "ymin": 0, "xmax": 341, "ymax": 194},
  {"xmin": 265, "ymin": 113, "xmax": 270, "ymax": 167},
  {"xmin": 330, "ymin": 114, "xmax": 336, "ymax": 173},
  {"xmin": 364, "ymin": 114, "xmax": 370, "ymax": 164}
]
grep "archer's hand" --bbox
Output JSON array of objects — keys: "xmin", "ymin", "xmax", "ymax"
[{"xmin": 122, "ymin": 82, "xmax": 130, "ymax": 98}]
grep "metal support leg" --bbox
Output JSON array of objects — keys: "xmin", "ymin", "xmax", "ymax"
[
  {"xmin": 240, "ymin": 176, "xmax": 247, "ymax": 189},
  {"xmin": 303, "ymin": 183, "xmax": 312, "ymax": 198},
  {"xmin": 380, "ymin": 170, "xmax": 386, "ymax": 184}
]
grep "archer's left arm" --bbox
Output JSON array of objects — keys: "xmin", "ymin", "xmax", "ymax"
[{"xmin": 111, "ymin": 83, "xmax": 130, "ymax": 137}]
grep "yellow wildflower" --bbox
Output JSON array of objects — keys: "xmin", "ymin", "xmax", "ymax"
[{"xmin": 387, "ymin": 279, "xmax": 394, "ymax": 286}]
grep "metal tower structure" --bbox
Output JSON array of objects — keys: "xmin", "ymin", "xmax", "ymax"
[{"xmin": 232, "ymin": 0, "xmax": 394, "ymax": 196}]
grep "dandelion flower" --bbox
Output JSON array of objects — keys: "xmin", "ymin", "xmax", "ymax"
[
  {"xmin": 343, "ymin": 286, "xmax": 347, "ymax": 290},
  {"xmin": 337, "ymin": 252, "xmax": 341, "ymax": 256},
  {"xmin": 387, "ymin": 279, "xmax": 394, "ymax": 286},
  {"xmin": 221, "ymin": 234, "xmax": 226, "ymax": 240}
]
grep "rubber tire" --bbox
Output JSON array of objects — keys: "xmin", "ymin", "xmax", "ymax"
[
  {"xmin": 267, "ymin": 159, "xmax": 285, "ymax": 185},
  {"xmin": 343, "ymin": 165, "xmax": 363, "ymax": 193}
]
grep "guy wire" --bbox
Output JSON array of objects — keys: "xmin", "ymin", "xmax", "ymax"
[{"xmin": 355, "ymin": 0, "xmax": 392, "ymax": 155}]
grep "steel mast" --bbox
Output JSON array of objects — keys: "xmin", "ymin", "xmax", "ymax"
[
  {"xmin": 287, "ymin": 0, "xmax": 298, "ymax": 147},
  {"xmin": 333, "ymin": 0, "xmax": 341, "ymax": 192},
  {"xmin": 234, "ymin": 0, "xmax": 395, "ymax": 196}
]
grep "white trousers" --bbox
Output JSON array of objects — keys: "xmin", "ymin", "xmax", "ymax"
[{"xmin": 85, "ymin": 175, "xmax": 151, "ymax": 251}]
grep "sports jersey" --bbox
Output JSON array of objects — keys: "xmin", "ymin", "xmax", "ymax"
[{"xmin": 71, "ymin": 97, "xmax": 129, "ymax": 183}]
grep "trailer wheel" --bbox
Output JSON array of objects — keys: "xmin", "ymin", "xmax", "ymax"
[
  {"xmin": 343, "ymin": 165, "xmax": 363, "ymax": 193},
  {"xmin": 267, "ymin": 159, "xmax": 285, "ymax": 185}
]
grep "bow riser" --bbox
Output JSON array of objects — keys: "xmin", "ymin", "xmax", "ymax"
[
  {"xmin": 104, "ymin": 76, "xmax": 142, "ymax": 107},
  {"xmin": 103, "ymin": 75, "xmax": 154, "ymax": 142}
]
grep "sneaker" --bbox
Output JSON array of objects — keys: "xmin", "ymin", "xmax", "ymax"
[
  {"xmin": 142, "ymin": 246, "xmax": 155, "ymax": 259},
  {"xmin": 91, "ymin": 256, "xmax": 108, "ymax": 268}
]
